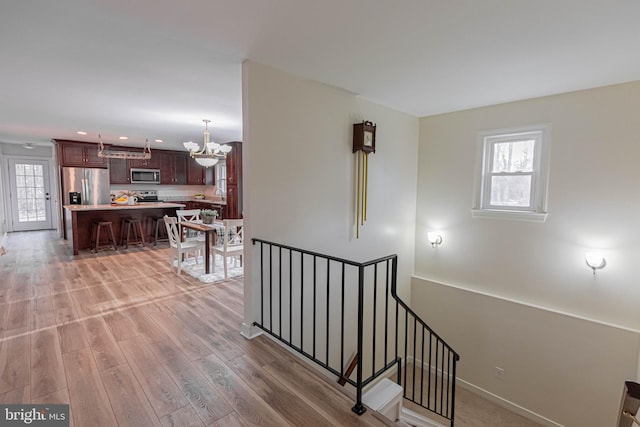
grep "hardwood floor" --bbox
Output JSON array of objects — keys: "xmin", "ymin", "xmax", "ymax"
[{"xmin": 0, "ymin": 231, "xmax": 393, "ymax": 427}]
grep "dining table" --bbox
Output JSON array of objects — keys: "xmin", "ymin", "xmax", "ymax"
[{"xmin": 178, "ymin": 220, "xmax": 225, "ymax": 274}]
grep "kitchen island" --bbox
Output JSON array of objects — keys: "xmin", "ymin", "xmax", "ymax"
[{"xmin": 63, "ymin": 203, "xmax": 186, "ymax": 255}]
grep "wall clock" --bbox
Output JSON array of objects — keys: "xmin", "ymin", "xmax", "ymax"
[
  {"xmin": 352, "ymin": 120, "xmax": 376, "ymax": 238},
  {"xmin": 353, "ymin": 121, "xmax": 376, "ymax": 153}
]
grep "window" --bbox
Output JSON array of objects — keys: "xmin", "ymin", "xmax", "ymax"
[
  {"xmin": 215, "ymin": 162, "xmax": 227, "ymax": 196},
  {"xmin": 472, "ymin": 124, "xmax": 550, "ymax": 222}
]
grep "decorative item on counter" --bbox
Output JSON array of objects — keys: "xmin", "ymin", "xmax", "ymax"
[
  {"xmin": 115, "ymin": 190, "xmax": 143, "ymax": 205},
  {"xmin": 194, "ymin": 193, "xmax": 205, "ymax": 200},
  {"xmin": 200, "ymin": 209, "xmax": 218, "ymax": 224}
]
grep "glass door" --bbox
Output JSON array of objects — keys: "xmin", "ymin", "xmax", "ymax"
[{"xmin": 7, "ymin": 158, "xmax": 54, "ymax": 231}]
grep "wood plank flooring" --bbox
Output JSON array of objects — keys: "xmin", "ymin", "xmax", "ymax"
[{"xmin": 0, "ymin": 231, "xmax": 393, "ymax": 426}]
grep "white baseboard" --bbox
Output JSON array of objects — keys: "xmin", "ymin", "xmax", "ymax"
[
  {"xmin": 0, "ymin": 231, "xmax": 7, "ymax": 255},
  {"xmin": 456, "ymin": 378, "xmax": 563, "ymax": 427},
  {"xmin": 404, "ymin": 355, "xmax": 562, "ymax": 427},
  {"xmin": 400, "ymin": 407, "xmax": 447, "ymax": 427},
  {"xmin": 240, "ymin": 322, "xmax": 263, "ymax": 339}
]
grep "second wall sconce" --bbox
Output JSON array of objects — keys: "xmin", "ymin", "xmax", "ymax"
[
  {"xmin": 585, "ymin": 252, "xmax": 606, "ymax": 275},
  {"xmin": 427, "ymin": 232, "xmax": 443, "ymax": 248}
]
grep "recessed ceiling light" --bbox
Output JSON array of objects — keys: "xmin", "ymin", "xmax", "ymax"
[
  {"xmin": 154, "ymin": 139, "xmax": 163, "ymax": 143},
  {"xmin": 76, "ymin": 131, "xmax": 87, "ymax": 135},
  {"xmin": 23, "ymin": 143, "xmax": 34, "ymax": 149},
  {"xmin": 119, "ymin": 136, "xmax": 128, "ymax": 140}
]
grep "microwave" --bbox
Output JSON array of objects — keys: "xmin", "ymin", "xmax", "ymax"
[{"xmin": 130, "ymin": 168, "xmax": 161, "ymax": 184}]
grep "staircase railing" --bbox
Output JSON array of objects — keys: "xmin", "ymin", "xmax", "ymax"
[{"xmin": 251, "ymin": 238, "xmax": 460, "ymax": 425}]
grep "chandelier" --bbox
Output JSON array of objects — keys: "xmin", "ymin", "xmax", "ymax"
[{"xmin": 183, "ymin": 119, "xmax": 232, "ymax": 167}]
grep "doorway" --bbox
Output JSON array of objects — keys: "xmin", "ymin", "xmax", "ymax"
[{"xmin": 6, "ymin": 158, "xmax": 54, "ymax": 231}]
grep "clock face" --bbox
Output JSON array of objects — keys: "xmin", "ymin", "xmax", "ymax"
[{"xmin": 364, "ymin": 130, "xmax": 373, "ymax": 147}]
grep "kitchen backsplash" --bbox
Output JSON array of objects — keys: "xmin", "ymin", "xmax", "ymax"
[{"xmin": 110, "ymin": 184, "xmax": 222, "ymax": 200}]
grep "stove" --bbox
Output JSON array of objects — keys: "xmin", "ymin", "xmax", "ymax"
[{"xmin": 135, "ymin": 189, "xmax": 163, "ymax": 203}]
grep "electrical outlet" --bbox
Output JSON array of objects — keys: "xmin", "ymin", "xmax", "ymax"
[{"xmin": 495, "ymin": 366, "xmax": 505, "ymax": 380}]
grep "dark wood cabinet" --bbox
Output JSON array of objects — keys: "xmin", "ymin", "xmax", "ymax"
[
  {"xmin": 224, "ymin": 142, "xmax": 242, "ymax": 219},
  {"xmin": 129, "ymin": 154, "xmax": 160, "ymax": 169},
  {"xmin": 186, "ymin": 158, "xmax": 206, "ymax": 185},
  {"xmin": 188, "ymin": 201, "xmax": 226, "ymax": 219},
  {"xmin": 109, "ymin": 158, "xmax": 130, "ymax": 184},
  {"xmin": 160, "ymin": 151, "xmax": 187, "ymax": 184},
  {"xmin": 56, "ymin": 140, "xmax": 107, "ymax": 168}
]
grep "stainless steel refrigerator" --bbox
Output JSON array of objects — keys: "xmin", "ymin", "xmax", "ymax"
[{"xmin": 62, "ymin": 167, "xmax": 111, "ymax": 205}]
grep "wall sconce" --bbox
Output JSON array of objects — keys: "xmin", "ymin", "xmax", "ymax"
[
  {"xmin": 585, "ymin": 252, "xmax": 606, "ymax": 275},
  {"xmin": 427, "ymin": 232, "xmax": 443, "ymax": 248}
]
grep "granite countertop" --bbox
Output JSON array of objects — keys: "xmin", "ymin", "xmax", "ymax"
[
  {"xmin": 162, "ymin": 197, "xmax": 227, "ymax": 205},
  {"xmin": 63, "ymin": 202, "xmax": 186, "ymax": 211}
]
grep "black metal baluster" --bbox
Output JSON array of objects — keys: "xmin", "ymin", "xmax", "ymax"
[
  {"xmin": 352, "ymin": 265, "xmax": 366, "ymax": 415},
  {"xmin": 372, "ymin": 263, "xmax": 377, "ymax": 378},
  {"xmin": 326, "ymin": 260, "xmax": 330, "ymax": 366},
  {"xmin": 269, "ymin": 244, "xmax": 273, "ymax": 330},
  {"xmin": 340, "ymin": 262, "xmax": 345, "ymax": 379},
  {"xmin": 427, "ymin": 331, "xmax": 432, "ymax": 409},
  {"xmin": 278, "ymin": 246, "xmax": 282, "ymax": 338},
  {"xmin": 289, "ymin": 249, "xmax": 292, "ymax": 343},
  {"xmin": 420, "ymin": 325, "xmax": 425, "ymax": 406},
  {"xmin": 313, "ymin": 255, "xmax": 317, "ymax": 360},
  {"xmin": 300, "ymin": 253, "xmax": 304, "ymax": 353},
  {"xmin": 412, "ymin": 316, "xmax": 417, "ymax": 400},
  {"xmin": 384, "ymin": 259, "xmax": 389, "ymax": 368}
]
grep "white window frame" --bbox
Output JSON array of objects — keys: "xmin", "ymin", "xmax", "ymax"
[{"xmin": 472, "ymin": 124, "xmax": 551, "ymax": 222}]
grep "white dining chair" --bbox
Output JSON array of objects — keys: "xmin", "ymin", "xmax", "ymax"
[
  {"xmin": 176, "ymin": 209, "xmax": 205, "ymax": 242},
  {"xmin": 212, "ymin": 219, "xmax": 243, "ymax": 279},
  {"xmin": 164, "ymin": 215, "xmax": 205, "ymax": 276}
]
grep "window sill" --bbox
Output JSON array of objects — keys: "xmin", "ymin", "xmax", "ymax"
[{"xmin": 471, "ymin": 209, "xmax": 548, "ymax": 222}]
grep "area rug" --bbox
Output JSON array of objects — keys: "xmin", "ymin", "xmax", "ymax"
[{"xmin": 175, "ymin": 255, "xmax": 243, "ymax": 283}]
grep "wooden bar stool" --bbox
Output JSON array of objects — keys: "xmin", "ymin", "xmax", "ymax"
[
  {"xmin": 120, "ymin": 217, "xmax": 145, "ymax": 249},
  {"xmin": 148, "ymin": 216, "xmax": 169, "ymax": 246},
  {"xmin": 90, "ymin": 220, "xmax": 117, "ymax": 253}
]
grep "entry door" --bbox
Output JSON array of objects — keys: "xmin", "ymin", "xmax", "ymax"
[{"xmin": 7, "ymin": 158, "xmax": 54, "ymax": 231}]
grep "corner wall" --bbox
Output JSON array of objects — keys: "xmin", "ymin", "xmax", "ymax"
[
  {"xmin": 414, "ymin": 81, "xmax": 640, "ymax": 426},
  {"xmin": 242, "ymin": 60, "xmax": 419, "ymax": 330}
]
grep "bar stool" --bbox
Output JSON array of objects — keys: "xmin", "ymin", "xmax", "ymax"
[
  {"xmin": 90, "ymin": 220, "xmax": 117, "ymax": 253},
  {"xmin": 148, "ymin": 216, "xmax": 169, "ymax": 246},
  {"xmin": 120, "ymin": 217, "xmax": 145, "ymax": 249}
]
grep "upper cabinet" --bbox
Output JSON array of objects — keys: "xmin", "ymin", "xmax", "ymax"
[
  {"xmin": 160, "ymin": 151, "xmax": 187, "ymax": 185},
  {"xmin": 109, "ymin": 158, "xmax": 130, "ymax": 184},
  {"xmin": 55, "ymin": 140, "xmax": 107, "ymax": 168},
  {"xmin": 186, "ymin": 157, "xmax": 214, "ymax": 185},
  {"xmin": 224, "ymin": 142, "xmax": 242, "ymax": 219},
  {"xmin": 129, "ymin": 154, "xmax": 160, "ymax": 169}
]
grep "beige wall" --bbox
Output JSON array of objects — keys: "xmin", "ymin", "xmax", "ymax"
[
  {"xmin": 241, "ymin": 60, "xmax": 419, "ymax": 334},
  {"xmin": 415, "ymin": 81, "xmax": 640, "ymax": 426}
]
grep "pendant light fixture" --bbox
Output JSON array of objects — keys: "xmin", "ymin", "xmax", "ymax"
[{"xmin": 183, "ymin": 119, "xmax": 232, "ymax": 167}]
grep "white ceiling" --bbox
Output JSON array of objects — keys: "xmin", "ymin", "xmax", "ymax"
[{"xmin": 2, "ymin": 0, "xmax": 640, "ymax": 150}]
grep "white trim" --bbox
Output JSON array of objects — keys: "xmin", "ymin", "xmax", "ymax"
[
  {"xmin": 405, "ymin": 354, "xmax": 563, "ymax": 427},
  {"xmin": 456, "ymin": 377, "xmax": 564, "ymax": 427},
  {"xmin": 240, "ymin": 322, "xmax": 263, "ymax": 339},
  {"xmin": 400, "ymin": 407, "xmax": 446, "ymax": 427},
  {"xmin": 473, "ymin": 123, "xmax": 551, "ymax": 222},
  {"xmin": 412, "ymin": 274, "xmax": 640, "ymax": 335},
  {"xmin": 471, "ymin": 208, "xmax": 547, "ymax": 222}
]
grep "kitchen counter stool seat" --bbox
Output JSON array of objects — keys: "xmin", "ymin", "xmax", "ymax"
[
  {"xmin": 90, "ymin": 220, "xmax": 117, "ymax": 253},
  {"xmin": 149, "ymin": 215, "xmax": 169, "ymax": 246},
  {"xmin": 120, "ymin": 217, "xmax": 145, "ymax": 249}
]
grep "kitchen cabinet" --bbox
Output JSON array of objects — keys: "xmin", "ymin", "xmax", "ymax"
[
  {"xmin": 188, "ymin": 201, "xmax": 226, "ymax": 219},
  {"xmin": 109, "ymin": 158, "xmax": 130, "ymax": 184},
  {"xmin": 56, "ymin": 140, "xmax": 107, "ymax": 168},
  {"xmin": 186, "ymin": 159, "xmax": 206, "ymax": 185},
  {"xmin": 160, "ymin": 151, "xmax": 187, "ymax": 184},
  {"xmin": 224, "ymin": 142, "xmax": 242, "ymax": 218},
  {"xmin": 129, "ymin": 154, "xmax": 160, "ymax": 169}
]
